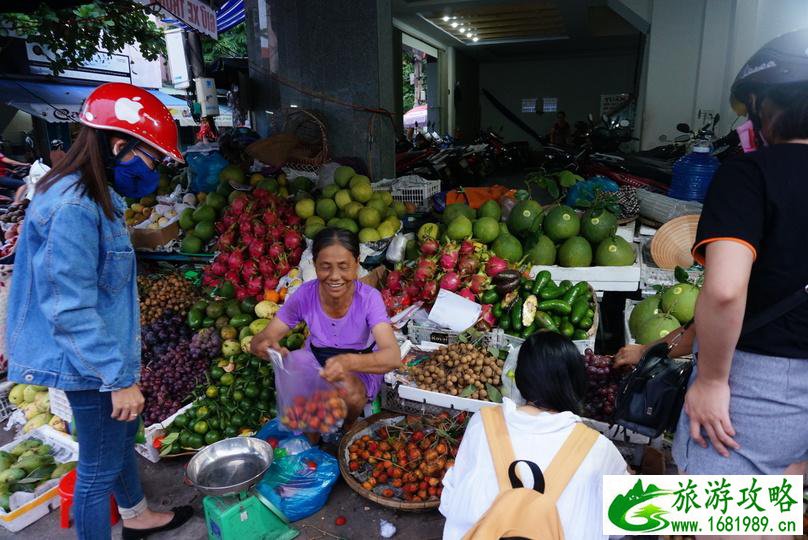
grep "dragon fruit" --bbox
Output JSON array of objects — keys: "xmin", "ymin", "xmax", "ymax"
[
  {"xmin": 459, "ymin": 240, "xmax": 475, "ymax": 256},
  {"xmin": 438, "ymin": 243, "xmax": 460, "ymax": 271},
  {"xmin": 457, "ymin": 254, "xmax": 480, "ymax": 276},
  {"xmin": 470, "ymin": 273, "xmax": 489, "ymax": 295},
  {"xmin": 439, "ymin": 272, "xmax": 461, "ymax": 292},
  {"xmin": 420, "ymin": 238, "xmax": 440, "ymax": 256},
  {"xmin": 458, "ymin": 287, "xmax": 476, "ymax": 301},
  {"xmin": 485, "ymin": 256, "xmax": 509, "ymax": 277},
  {"xmin": 386, "ymin": 270, "xmax": 404, "ymax": 294},
  {"xmin": 414, "ymin": 258, "xmax": 437, "ymax": 282}
]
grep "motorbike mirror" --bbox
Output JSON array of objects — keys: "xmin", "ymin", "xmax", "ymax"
[
  {"xmin": 674, "ymin": 134, "xmax": 691, "ymax": 143},
  {"xmin": 676, "ymin": 123, "xmax": 691, "ymax": 133},
  {"xmin": 618, "ymin": 119, "xmax": 630, "ymax": 127}
]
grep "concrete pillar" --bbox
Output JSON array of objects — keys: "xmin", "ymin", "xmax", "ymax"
[{"xmin": 246, "ymin": 0, "xmax": 396, "ymax": 179}]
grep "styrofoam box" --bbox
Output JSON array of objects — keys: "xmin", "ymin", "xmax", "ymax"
[
  {"xmin": 396, "ymin": 384, "xmax": 492, "ymax": 414},
  {"xmin": 527, "ymin": 243, "xmax": 641, "ymax": 292},
  {"xmin": 135, "ymin": 402, "xmax": 195, "ymax": 463},
  {"xmin": 0, "ymin": 426, "xmax": 79, "ymax": 532},
  {"xmin": 406, "ymin": 321, "xmax": 503, "ymax": 349}
]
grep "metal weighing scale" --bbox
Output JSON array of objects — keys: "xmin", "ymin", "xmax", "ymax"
[{"xmin": 186, "ymin": 437, "xmax": 298, "ymax": 540}]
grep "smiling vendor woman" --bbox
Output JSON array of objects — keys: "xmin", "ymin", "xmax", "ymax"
[{"xmin": 251, "ymin": 227, "xmax": 400, "ymax": 429}]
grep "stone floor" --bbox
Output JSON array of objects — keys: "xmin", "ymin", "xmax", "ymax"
[{"xmin": 0, "ymin": 428, "xmax": 446, "ymax": 540}]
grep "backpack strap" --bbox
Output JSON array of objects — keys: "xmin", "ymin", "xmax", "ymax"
[
  {"xmin": 542, "ymin": 423, "xmax": 599, "ymax": 502},
  {"xmin": 479, "ymin": 406, "xmax": 516, "ymax": 494}
]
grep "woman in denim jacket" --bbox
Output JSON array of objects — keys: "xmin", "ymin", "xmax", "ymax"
[{"xmin": 6, "ymin": 84, "xmax": 192, "ymax": 540}]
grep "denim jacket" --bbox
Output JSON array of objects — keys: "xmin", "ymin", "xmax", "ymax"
[{"xmin": 6, "ymin": 173, "xmax": 140, "ymax": 391}]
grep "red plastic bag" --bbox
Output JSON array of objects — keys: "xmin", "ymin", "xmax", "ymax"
[{"xmin": 271, "ymin": 349, "xmax": 348, "ymax": 434}]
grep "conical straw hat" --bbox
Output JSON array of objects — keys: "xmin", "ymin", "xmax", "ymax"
[{"xmin": 650, "ymin": 214, "xmax": 700, "ymax": 270}]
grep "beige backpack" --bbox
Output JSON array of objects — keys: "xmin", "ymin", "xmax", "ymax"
[{"xmin": 462, "ymin": 406, "xmax": 599, "ymax": 540}]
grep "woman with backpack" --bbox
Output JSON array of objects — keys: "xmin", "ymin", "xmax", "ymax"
[
  {"xmin": 439, "ymin": 332, "xmax": 627, "ymax": 539},
  {"xmin": 672, "ymin": 29, "xmax": 808, "ymax": 480}
]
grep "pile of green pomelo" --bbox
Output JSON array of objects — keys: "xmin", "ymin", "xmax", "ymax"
[
  {"xmin": 293, "ymin": 166, "xmax": 407, "ymax": 243},
  {"xmin": 426, "ymin": 198, "xmax": 636, "ymax": 268},
  {"xmin": 628, "ymin": 282, "xmax": 700, "ymax": 344}
]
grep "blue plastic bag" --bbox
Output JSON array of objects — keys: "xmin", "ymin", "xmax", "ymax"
[
  {"xmin": 564, "ymin": 176, "xmax": 619, "ymax": 208},
  {"xmin": 186, "ymin": 151, "xmax": 229, "ymax": 193},
  {"xmin": 255, "ymin": 447, "xmax": 340, "ymax": 522}
]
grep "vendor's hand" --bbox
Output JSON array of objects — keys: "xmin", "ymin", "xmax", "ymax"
[
  {"xmin": 250, "ymin": 336, "xmax": 288, "ymax": 360},
  {"xmin": 321, "ymin": 355, "xmax": 354, "ymax": 383},
  {"xmin": 614, "ymin": 344, "xmax": 647, "ymax": 368},
  {"xmin": 111, "ymin": 385, "xmax": 145, "ymax": 422},
  {"xmin": 683, "ymin": 376, "xmax": 739, "ymax": 458}
]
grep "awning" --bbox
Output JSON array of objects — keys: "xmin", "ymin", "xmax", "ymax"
[
  {"xmin": 0, "ymin": 79, "xmax": 193, "ymax": 124},
  {"xmin": 163, "ymin": 0, "xmax": 245, "ymax": 34}
]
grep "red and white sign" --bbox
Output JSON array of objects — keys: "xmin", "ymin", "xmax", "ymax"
[{"xmin": 138, "ymin": 0, "xmax": 217, "ymax": 39}]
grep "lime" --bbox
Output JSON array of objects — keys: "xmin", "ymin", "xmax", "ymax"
[
  {"xmin": 224, "ymin": 426, "xmax": 239, "ymax": 438},
  {"xmin": 322, "ymin": 184, "xmax": 340, "ymax": 199},
  {"xmin": 232, "ymin": 390, "xmax": 245, "ymax": 402},
  {"xmin": 187, "ymin": 434, "xmax": 204, "ymax": 449},
  {"xmin": 220, "ymin": 373, "xmax": 235, "ymax": 386},
  {"xmin": 193, "ymin": 420, "xmax": 209, "ymax": 435},
  {"xmin": 179, "ymin": 431, "xmax": 192, "ymax": 448},
  {"xmin": 195, "ymin": 406, "xmax": 210, "ymax": 419},
  {"xmin": 230, "ymin": 414, "xmax": 245, "ymax": 428},
  {"xmin": 173, "ymin": 414, "xmax": 188, "ymax": 429},
  {"xmin": 358, "ymin": 207, "xmax": 381, "ymax": 228},
  {"xmin": 205, "ymin": 385, "xmax": 219, "ymax": 399},
  {"xmin": 210, "ymin": 366, "xmax": 224, "ymax": 380},
  {"xmin": 204, "ymin": 431, "xmax": 222, "ymax": 446},
  {"xmin": 244, "ymin": 384, "xmax": 260, "ymax": 399}
]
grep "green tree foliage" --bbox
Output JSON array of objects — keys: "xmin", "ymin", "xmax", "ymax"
[
  {"xmin": 402, "ymin": 53, "xmax": 415, "ymax": 112},
  {"xmin": 0, "ymin": 1, "xmax": 165, "ymax": 75},
  {"xmin": 201, "ymin": 21, "xmax": 246, "ymax": 63}
]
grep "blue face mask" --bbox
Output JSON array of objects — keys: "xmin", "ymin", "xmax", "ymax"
[{"xmin": 113, "ymin": 154, "xmax": 159, "ymax": 199}]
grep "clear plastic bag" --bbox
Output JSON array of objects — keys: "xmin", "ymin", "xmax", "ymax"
[
  {"xmin": 255, "ymin": 447, "xmax": 339, "ymax": 522},
  {"xmin": 271, "ymin": 349, "xmax": 348, "ymax": 434},
  {"xmin": 500, "ymin": 345, "xmax": 525, "ymax": 405}
]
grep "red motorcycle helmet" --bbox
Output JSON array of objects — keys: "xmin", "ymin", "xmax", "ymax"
[{"xmin": 79, "ymin": 82, "xmax": 184, "ymax": 163}]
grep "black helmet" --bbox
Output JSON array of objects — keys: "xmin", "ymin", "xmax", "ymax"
[
  {"xmin": 731, "ymin": 28, "xmax": 808, "ymax": 109},
  {"xmin": 50, "ymin": 139, "xmax": 63, "ymax": 150}
]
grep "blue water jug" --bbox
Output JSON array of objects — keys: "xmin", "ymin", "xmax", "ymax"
[{"xmin": 668, "ymin": 142, "xmax": 720, "ymax": 202}]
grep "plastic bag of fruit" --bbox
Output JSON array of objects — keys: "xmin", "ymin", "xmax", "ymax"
[
  {"xmin": 500, "ymin": 345, "xmax": 525, "ymax": 405},
  {"xmin": 255, "ymin": 446, "xmax": 339, "ymax": 521},
  {"xmin": 271, "ymin": 349, "xmax": 348, "ymax": 434}
]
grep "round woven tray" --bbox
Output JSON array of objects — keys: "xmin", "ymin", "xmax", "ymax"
[{"xmin": 338, "ymin": 412, "xmax": 441, "ymax": 512}]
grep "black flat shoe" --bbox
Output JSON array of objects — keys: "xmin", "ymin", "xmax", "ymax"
[{"xmin": 121, "ymin": 506, "xmax": 193, "ymax": 540}]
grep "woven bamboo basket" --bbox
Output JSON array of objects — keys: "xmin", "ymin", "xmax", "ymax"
[
  {"xmin": 282, "ymin": 109, "xmax": 328, "ymax": 172},
  {"xmin": 338, "ymin": 412, "xmax": 441, "ymax": 512}
]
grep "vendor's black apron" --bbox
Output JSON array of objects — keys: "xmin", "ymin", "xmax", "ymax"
[{"xmin": 310, "ymin": 344, "xmax": 374, "ymax": 367}]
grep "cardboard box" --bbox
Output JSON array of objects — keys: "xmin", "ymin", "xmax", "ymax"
[{"xmin": 129, "ymin": 221, "xmax": 179, "ymax": 250}]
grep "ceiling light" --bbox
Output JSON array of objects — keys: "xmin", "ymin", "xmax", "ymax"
[
  {"xmin": 472, "ymin": 37, "xmax": 479, "ymax": 42},
  {"xmin": 466, "ymin": 32, "xmax": 472, "ymax": 38},
  {"xmin": 442, "ymin": 15, "xmax": 449, "ymax": 21},
  {"xmin": 450, "ymin": 21, "xmax": 458, "ymax": 28},
  {"xmin": 459, "ymin": 26, "xmax": 465, "ymax": 32}
]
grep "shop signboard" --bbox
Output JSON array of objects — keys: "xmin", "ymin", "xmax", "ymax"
[
  {"xmin": 26, "ymin": 43, "xmax": 131, "ymax": 84},
  {"xmin": 137, "ymin": 0, "xmax": 218, "ymax": 39}
]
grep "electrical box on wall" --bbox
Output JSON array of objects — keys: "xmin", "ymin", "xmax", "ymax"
[{"xmin": 194, "ymin": 77, "xmax": 219, "ymax": 116}]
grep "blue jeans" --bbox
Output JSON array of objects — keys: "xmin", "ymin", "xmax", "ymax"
[
  {"xmin": 0, "ymin": 175, "xmax": 24, "ymax": 190},
  {"xmin": 66, "ymin": 390, "xmax": 147, "ymax": 540}
]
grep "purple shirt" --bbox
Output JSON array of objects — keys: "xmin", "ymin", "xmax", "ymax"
[{"xmin": 277, "ymin": 280, "xmax": 390, "ymax": 350}]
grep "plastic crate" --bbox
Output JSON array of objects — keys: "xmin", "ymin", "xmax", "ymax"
[
  {"xmin": 391, "ymin": 175, "xmax": 441, "ymax": 211},
  {"xmin": 370, "ymin": 178, "xmax": 396, "ymax": 193},
  {"xmin": 0, "ymin": 381, "xmax": 15, "ymax": 422},
  {"xmin": 639, "ymin": 237, "xmax": 702, "ymax": 291},
  {"xmin": 406, "ymin": 321, "xmax": 502, "ymax": 348},
  {"xmin": 380, "ymin": 383, "xmax": 459, "ymax": 416}
]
